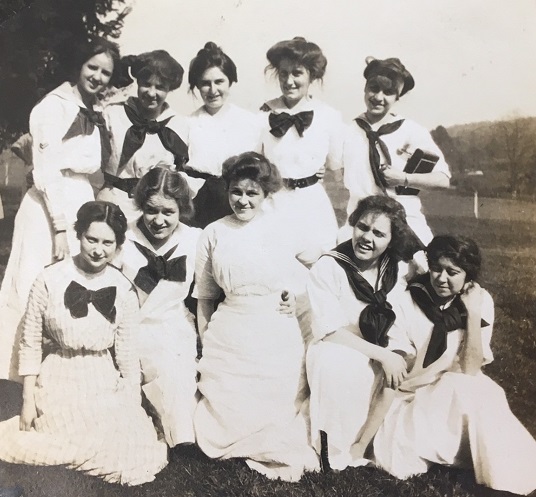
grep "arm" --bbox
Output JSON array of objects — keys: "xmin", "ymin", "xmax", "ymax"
[
  {"xmin": 20, "ymin": 375, "xmax": 38, "ymax": 431},
  {"xmin": 383, "ymin": 167, "xmax": 450, "ymax": 190},
  {"xmin": 197, "ymin": 298, "xmax": 216, "ymax": 342},
  {"xmin": 459, "ymin": 281, "xmax": 485, "ymax": 375}
]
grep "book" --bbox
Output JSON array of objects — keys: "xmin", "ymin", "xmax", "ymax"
[{"xmin": 395, "ymin": 148, "xmax": 439, "ymax": 196}]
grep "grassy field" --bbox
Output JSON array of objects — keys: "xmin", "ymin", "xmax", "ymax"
[{"xmin": 0, "ymin": 176, "xmax": 535, "ymax": 497}]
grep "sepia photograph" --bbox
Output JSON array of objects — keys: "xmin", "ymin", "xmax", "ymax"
[{"xmin": 0, "ymin": 1, "xmax": 535, "ymax": 496}]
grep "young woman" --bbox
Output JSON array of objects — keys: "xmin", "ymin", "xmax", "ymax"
[
  {"xmin": 306, "ymin": 195, "xmax": 421, "ymax": 472},
  {"xmin": 373, "ymin": 235, "xmax": 536, "ymax": 495},
  {"xmin": 194, "ymin": 151, "xmax": 319, "ymax": 481},
  {"xmin": 340, "ymin": 57, "xmax": 450, "ymax": 245},
  {"xmin": 118, "ymin": 167, "xmax": 200, "ymax": 448},
  {"xmin": 186, "ymin": 42, "xmax": 261, "ymax": 228},
  {"xmin": 0, "ymin": 38, "xmax": 121, "ymax": 381},
  {"xmin": 260, "ymin": 37, "xmax": 344, "ymax": 263},
  {"xmin": 0, "ymin": 201, "xmax": 167, "ymax": 485},
  {"xmin": 98, "ymin": 50, "xmax": 189, "ymax": 222}
]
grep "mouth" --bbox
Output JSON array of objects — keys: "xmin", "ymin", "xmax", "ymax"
[{"xmin": 355, "ymin": 241, "xmax": 373, "ymax": 252}]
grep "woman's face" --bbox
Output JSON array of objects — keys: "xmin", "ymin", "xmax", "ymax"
[
  {"xmin": 429, "ymin": 256, "xmax": 467, "ymax": 299},
  {"xmin": 277, "ymin": 58, "xmax": 311, "ymax": 107},
  {"xmin": 77, "ymin": 52, "xmax": 114, "ymax": 98},
  {"xmin": 142, "ymin": 193, "xmax": 180, "ymax": 243},
  {"xmin": 137, "ymin": 75, "xmax": 171, "ymax": 115},
  {"xmin": 364, "ymin": 78, "xmax": 400, "ymax": 121},
  {"xmin": 352, "ymin": 211, "xmax": 392, "ymax": 265},
  {"xmin": 198, "ymin": 66, "xmax": 231, "ymax": 115},
  {"xmin": 228, "ymin": 178, "xmax": 266, "ymax": 222},
  {"xmin": 78, "ymin": 221, "xmax": 117, "ymax": 273}
]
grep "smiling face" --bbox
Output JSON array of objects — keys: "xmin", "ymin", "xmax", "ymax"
[
  {"xmin": 352, "ymin": 211, "xmax": 392, "ymax": 267},
  {"xmin": 228, "ymin": 178, "xmax": 266, "ymax": 222},
  {"xmin": 429, "ymin": 256, "xmax": 467, "ymax": 299},
  {"xmin": 277, "ymin": 59, "xmax": 311, "ymax": 108},
  {"xmin": 137, "ymin": 75, "xmax": 171, "ymax": 117},
  {"xmin": 141, "ymin": 193, "xmax": 180, "ymax": 244},
  {"xmin": 78, "ymin": 221, "xmax": 117, "ymax": 273},
  {"xmin": 198, "ymin": 66, "xmax": 231, "ymax": 115},
  {"xmin": 364, "ymin": 77, "xmax": 402, "ymax": 122},
  {"xmin": 77, "ymin": 52, "xmax": 114, "ymax": 98}
]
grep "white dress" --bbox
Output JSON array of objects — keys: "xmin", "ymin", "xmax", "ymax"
[
  {"xmin": 193, "ymin": 213, "xmax": 319, "ymax": 481},
  {"xmin": 260, "ymin": 96, "xmax": 344, "ymax": 263},
  {"xmin": 118, "ymin": 221, "xmax": 200, "ymax": 447},
  {"xmin": 0, "ymin": 260, "xmax": 168, "ymax": 485},
  {"xmin": 306, "ymin": 255, "xmax": 408, "ymax": 471},
  {"xmin": 0, "ymin": 82, "xmax": 104, "ymax": 381},
  {"xmin": 97, "ymin": 97, "xmax": 189, "ymax": 222},
  {"xmin": 373, "ymin": 289, "xmax": 536, "ymax": 496},
  {"xmin": 341, "ymin": 113, "xmax": 451, "ymax": 245}
]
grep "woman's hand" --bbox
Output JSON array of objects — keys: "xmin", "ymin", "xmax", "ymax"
[
  {"xmin": 382, "ymin": 166, "xmax": 406, "ymax": 188},
  {"xmin": 53, "ymin": 231, "xmax": 70, "ymax": 261},
  {"xmin": 378, "ymin": 350, "xmax": 407, "ymax": 389},
  {"xmin": 315, "ymin": 165, "xmax": 326, "ymax": 180},
  {"xmin": 19, "ymin": 398, "xmax": 37, "ymax": 431},
  {"xmin": 278, "ymin": 290, "xmax": 296, "ymax": 317},
  {"xmin": 460, "ymin": 281, "xmax": 483, "ymax": 315}
]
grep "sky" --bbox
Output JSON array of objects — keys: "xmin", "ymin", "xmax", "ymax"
[{"xmin": 116, "ymin": 0, "xmax": 536, "ymax": 129}]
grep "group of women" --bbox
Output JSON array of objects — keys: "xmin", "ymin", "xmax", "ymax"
[{"xmin": 0, "ymin": 35, "xmax": 534, "ymax": 494}]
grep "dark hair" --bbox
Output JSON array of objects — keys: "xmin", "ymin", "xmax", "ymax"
[
  {"xmin": 71, "ymin": 37, "xmax": 121, "ymax": 86},
  {"xmin": 363, "ymin": 57, "xmax": 415, "ymax": 97},
  {"xmin": 133, "ymin": 167, "xmax": 194, "ymax": 223},
  {"xmin": 266, "ymin": 37, "xmax": 327, "ymax": 82},
  {"xmin": 222, "ymin": 152, "xmax": 282, "ymax": 195},
  {"xmin": 74, "ymin": 201, "xmax": 127, "ymax": 247},
  {"xmin": 188, "ymin": 42, "xmax": 238, "ymax": 91},
  {"xmin": 118, "ymin": 50, "xmax": 184, "ymax": 90},
  {"xmin": 348, "ymin": 195, "xmax": 422, "ymax": 262},
  {"xmin": 426, "ymin": 235, "xmax": 482, "ymax": 281}
]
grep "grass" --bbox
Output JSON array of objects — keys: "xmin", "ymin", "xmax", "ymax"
[{"xmin": 0, "ymin": 177, "xmax": 535, "ymax": 497}]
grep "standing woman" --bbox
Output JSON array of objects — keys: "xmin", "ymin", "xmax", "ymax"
[
  {"xmin": 373, "ymin": 235, "xmax": 536, "ymax": 495},
  {"xmin": 98, "ymin": 50, "xmax": 189, "ymax": 222},
  {"xmin": 118, "ymin": 167, "xmax": 200, "ymax": 448},
  {"xmin": 341, "ymin": 57, "xmax": 450, "ymax": 245},
  {"xmin": 260, "ymin": 37, "xmax": 344, "ymax": 263},
  {"xmin": 0, "ymin": 38, "xmax": 120, "ymax": 381},
  {"xmin": 194, "ymin": 152, "xmax": 319, "ymax": 481},
  {"xmin": 0, "ymin": 201, "xmax": 167, "ymax": 485},
  {"xmin": 186, "ymin": 42, "xmax": 261, "ymax": 228}
]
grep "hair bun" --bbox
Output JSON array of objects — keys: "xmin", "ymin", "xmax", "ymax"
[
  {"xmin": 203, "ymin": 41, "xmax": 219, "ymax": 52},
  {"xmin": 114, "ymin": 54, "xmax": 138, "ymax": 88},
  {"xmin": 365, "ymin": 56, "xmax": 376, "ymax": 65}
]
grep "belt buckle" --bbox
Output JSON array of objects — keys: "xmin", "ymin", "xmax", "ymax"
[{"xmin": 294, "ymin": 178, "xmax": 306, "ymax": 189}]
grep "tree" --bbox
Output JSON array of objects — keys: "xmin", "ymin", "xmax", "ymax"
[{"xmin": 0, "ymin": 0, "xmax": 131, "ymax": 149}]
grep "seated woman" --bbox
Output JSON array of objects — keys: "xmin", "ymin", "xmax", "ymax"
[
  {"xmin": 194, "ymin": 151, "xmax": 319, "ymax": 481},
  {"xmin": 340, "ymin": 57, "xmax": 450, "ymax": 246},
  {"xmin": 373, "ymin": 235, "xmax": 536, "ymax": 496},
  {"xmin": 0, "ymin": 201, "xmax": 167, "ymax": 485},
  {"xmin": 306, "ymin": 195, "xmax": 421, "ymax": 472},
  {"xmin": 118, "ymin": 167, "xmax": 200, "ymax": 448},
  {"xmin": 98, "ymin": 50, "xmax": 189, "ymax": 222}
]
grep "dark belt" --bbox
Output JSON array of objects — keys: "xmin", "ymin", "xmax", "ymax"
[
  {"xmin": 181, "ymin": 166, "xmax": 218, "ymax": 181},
  {"xmin": 103, "ymin": 172, "xmax": 139, "ymax": 197},
  {"xmin": 282, "ymin": 174, "xmax": 319, "ymax": 189}
]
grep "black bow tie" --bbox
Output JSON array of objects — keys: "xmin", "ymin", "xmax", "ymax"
[
  {"xmin": 134, "ymin": 242, "xmax": 187, "ymax": 294},
  {"xmin": 269, "ymin": 110, "xmax": 314, "ymax": 138},
  {"xmin": 64, "ymin": 280, "xmax": 117, "ymax": 323}
]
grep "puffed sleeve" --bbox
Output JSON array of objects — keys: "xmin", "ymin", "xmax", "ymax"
[
  {"xmin": 18, "ymin": 274, "xmax": 48, "ymax": 376},
  {"xmin": 114, "ymin": 286, "xmax": 142, "ymax": 385},
  {"xmin": 193, "ymin": 226, "xmax": 222, "ymax": 300},
  {"xmin": 480, "ymin": 289, "xmax": 495, "ymax": 365},
  {"xmin": 307, "ymin": 256, "xmax": 352, "ymax": 341}
]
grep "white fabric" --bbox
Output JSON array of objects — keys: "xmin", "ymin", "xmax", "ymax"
[
  {"xmin": 305, "ymin": 255, "xmax": 408, "ymax": 470},
  {"xmin": 374, "ymin": 289, "xmax": 536, "ymax": 495},
  {"xmin": 342, "ymin": 114, "xmax": 451, "ymax": 245},
  {"xmin": 193, "ymin": 213, "xmax": 319, "ymax": 481},
  {"xmin": 118, "ymin": 222, "xmax": 200, "ymax": 447},
  {"xmin": 0, "ymin": 82, "xmax": 102, "ymax": 381}
]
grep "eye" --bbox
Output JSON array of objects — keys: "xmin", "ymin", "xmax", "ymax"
[
  {"xmin": 429, "ymin": 264, "xmax": 441, "ymax": 273},
  {"xmin": 356, "ymin": 222, "xmax": 369, "ymax": 231},
  {"xmin": 86, "ymin": 236, "xmax": 97, "ymax": 243},
  {"xmin": 163, "ymin": 209, "xmax": 176, "ymax": 216},
  {"xmin": 447, "ymin": 269, "xmax": 461, "ymax": 277},
  {"xmin": 104, "ymin": 240, "xmax": 115, "ymax": 246},
  {"xmin": 373, "ymin": 230, "xmax": 386, "ymax": 238}
]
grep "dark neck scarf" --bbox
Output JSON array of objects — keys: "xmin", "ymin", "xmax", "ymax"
[
  {"xmin": 64, "ymin": 280, "xmax": 116, "ymax": 323},
  {"xmin": 324, "ymin": 239, "xmax": 399, "ymax": 347},
  {"xmin": 134, "ymin": 241, "xmax": 187, "ymax": 294},
  {"xmin": 354, "ymin": 117, "xmax": 405, "ymax": 193},
  {"xmin": 118, "ymin": 103, "xmax": 189, "ymax": 172},
  {"xmin": 269, "ymin": 110, "xmax": 314, "ymax": 138},
  {"xmin": 408, "ymin": 273, "xmax": 488, "ymax": 368}
]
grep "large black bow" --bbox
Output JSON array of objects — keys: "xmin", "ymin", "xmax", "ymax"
[
  {"xmin": 354, "ymin": 118, "xmax": 405, "ymax": 193},
  {"xmin": 408, "ymin": 273, "xmax": 489, "ymax": 368},
  {"xmin": 118, "ymin": 104, "xmax": 189, "ymax": 171},
  {"xmin": 134, "ymin": 242, "xmax": 187, "ymax": 294},
  {"xmin": 64, "ymin": 280, "xmax": 117, "ymax": 323},
  {"xmin": 269, "ymin": 111, "xmax": 314, "ymax": 138},
  {"xmin": 324, "ymin": 240, "xmax": 398, "ymax": 347}
]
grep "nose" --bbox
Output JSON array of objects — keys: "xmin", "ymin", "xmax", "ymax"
[
  {"xmin": 92, "ymin": 244, "xmax": 104, "ymax": 257},
  {"xmin": 209, "ymin": 82, "xmax": 217, "ymax": 94},
  {"xmin": 146, "ymin": 85, "xmax": 157, "ymax": 97},
  {"xmin": 237, "ymin": 194, "xmax": 248, "ymax": 205},
  {"xmin": 154, "ymin": 212, "xmax": 165, "ymax": 225},
  {"xmin": 436, "ymin": 270, "xmax": 447, "ymax": 283},
  {"xmin": 373, "ymin": 90, "xmax": 384, "ymax": 101}
]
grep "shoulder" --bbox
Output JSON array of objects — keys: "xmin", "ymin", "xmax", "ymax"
[
  {"xmin": 259, "ymin": 97, "xmax": 283, "ymax": 112},
  {"xmin": 105, "ymin": 263, "xmax": 137, "ymax": 292},
  {"xmin": 30, "ymin": 83, "xmax": 74, "ymax": 119}
]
